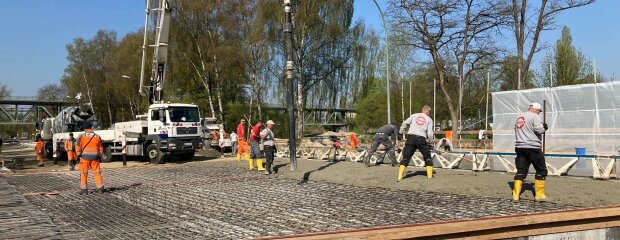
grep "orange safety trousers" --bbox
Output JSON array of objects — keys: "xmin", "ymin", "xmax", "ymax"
[
  {"xmin": 35, "ymin": 141, "xmax": 45, "ymax": 163},
  {"xmin": 237, "ymin": 139, "xmax": 250, "ymax": 154},
  {"xmin": 64, "ymin": 139, "xmax": 78, "ymax": 161},
  {"xmin": 80, "ymin": 159, "xmax": 104, "ymax": 189}
]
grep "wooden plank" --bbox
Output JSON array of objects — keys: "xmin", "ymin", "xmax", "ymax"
[{"xmin": 267, "ymin": 206, "xmax": 620, "ymax": 240}]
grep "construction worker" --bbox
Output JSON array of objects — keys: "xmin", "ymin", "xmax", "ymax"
[
  {"xmin": 364, "ymin": 124, "xmax": 398, "ymax": 167},
  {"xmin": 230, "ymin": 131, "xmax": 238, "ymax": 156},
  {"xmin": 236, "ymin": 118, "xmax": 251, "ymax": 163},
  {"xmin": 260, "ymin": 120, "xmax": 276, "ymax": 175},
  {"xmin": 76, "ymin": 121, "xmax": 105, "ymax": 195},
  {"xmin": 512, "ymin": 102, "xmax": 548, "ymax": 202},
  {"xmin": 64, "ymin": 132, "xmax": 78, "ymax": 171},
  {"xmin": 34, "ymin": 135, "xmax": 45, "ymax": 167},
  {"xmin": 250, "ymin": 120, "xmax": 265, "ymax": 171},
  {"xmin": 398, "ymin": 105, "xmax": 434, "ymax": 181}
]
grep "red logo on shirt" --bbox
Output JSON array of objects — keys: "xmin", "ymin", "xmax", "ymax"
[
  {"xmin": 516, "ymin": 117, "xmax": 525, "ymax": 129},
  {"xmin": 415, "ymin": 116, "xmax": 426, "ymax": 126}
]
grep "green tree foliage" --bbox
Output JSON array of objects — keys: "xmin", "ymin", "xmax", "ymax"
[
  {"xmin": 540, "ymin": 26, "xmax": 594, "ymax": 87},
  {"xmin": 499, "ymin": 56, "xmax": 535, "ymax": 91}
]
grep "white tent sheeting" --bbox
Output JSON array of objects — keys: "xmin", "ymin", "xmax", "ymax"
[{"xmin": 492, "ymin": 81, "xmax": 620, "ymax": 155}]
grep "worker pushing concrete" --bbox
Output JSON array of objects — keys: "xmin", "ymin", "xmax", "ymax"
[
  {"xmin": 236, "ymin": 118, "xmax": 251, "ymax": 164},
  {"xmin": 398, "ymin": 105, "xmax": 434, "ymax": 181},
  {"xmin": 250, "ymin": 120, "xmax": 266, "ymax": 171},
  {"xmin": 512, "ymin": 102, "xmax": 549, "ymax": 202},
  {"xmin": 64, "ymin": 132, "xmax": 78, "ymax": 171},
  {"xmin": 364, "ymin": 124, "xmax": 398, "ymax": 167},
  {"xmin": 76, "ymin": 121, "xmax": 106, "ymax": 194}
]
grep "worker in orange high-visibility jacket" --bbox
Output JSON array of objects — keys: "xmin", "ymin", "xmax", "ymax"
[
  {"xmin": 64, "ymin": 132, "xmax": 78, "ymax": 171},
  {"xmin": 236, "ymin": 118, "xmax": 251, "ymax": 163},
  {"xmin": 34, "ymin": 136, "xmax": 45, "ymax": 167},
  {"xmin": 76, "ymin": 121, "xmax": 105, "ymax": 195}
]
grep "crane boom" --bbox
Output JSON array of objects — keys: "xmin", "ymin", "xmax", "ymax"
[{"xmin": 139, "ymin": 0, "xmax": 171, "ymax": 104}]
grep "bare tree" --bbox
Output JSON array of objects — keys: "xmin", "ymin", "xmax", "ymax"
[
  {"xmin": 36, "ymin": 84, "xmax": 67, "ymax": 101},
  {"xmin": 510, "ymin": 0, "xmax": 595, "ymax": 86},
  {"xmin": 390, "ymin": 0, "xmax": 509, "ymax": 137}
]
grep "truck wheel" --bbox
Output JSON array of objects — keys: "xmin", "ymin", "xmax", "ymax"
[
  {"xmin": 146, "ymin": 144, "xmax": 165, "ymax": 164},
  {"xmin": 101, "ymin": 145, "xmax": 113, "ymax": 163}
]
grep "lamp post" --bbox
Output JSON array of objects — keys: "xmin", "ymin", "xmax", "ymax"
[
  {"xmin": 284, "ymin": 0, "xmax": 296, "ymax": 171},
  {"xmin": 373, "ymin": 0, "xmax": 390, "ymax": 125}
]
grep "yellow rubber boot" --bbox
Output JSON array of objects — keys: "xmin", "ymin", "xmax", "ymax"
[
  {"xmin": 512, "ymin": 180, "xmax": 523, "ymax": 201},
  {"xmin": 426, "ymin": 166, "xmax": 433, "ymax": 179},
  {"xmin": 245, "ymin": 153, "xmax": 250, "ymax": 161},
  {"xmin": 237, "ymin": 154, "xmax": 241, "ymax": 161},
  {"xmin": 535, "ymin": 180, "xmax": 547, "ymax": 201},
  {"xmin": 248, "ymin": 159, "xmax": 255, "ymax": 170},
  {"xmin": 397, "ymin": 165, "xmax": 406, "ymax": 182},
  {"xmin": 257, "ymin": 159, "xmax": 266, "ymax": 171}
]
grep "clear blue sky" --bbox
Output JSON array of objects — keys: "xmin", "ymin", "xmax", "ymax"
[{"xmin": 1, "ymin": 1, "xmax": 618, "ymax": 96}]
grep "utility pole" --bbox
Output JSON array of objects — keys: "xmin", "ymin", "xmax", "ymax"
[
  {"xmin": 373, "ymin": 0, "xmax": 390, "ymax": 125},
  {"xmin": 433, "ymin": 79, "xmax": 436, "ymax": 122},
  {"xmin": 485, "ymin": 72, "xmax": 489, "ymax": 131},
  {"xmin": 401, "ymin": 82, "xmax": 405, "ymax": 122},
  {"xmin": 409, "ymin": 81, "xmax": 412, "ymax": 116},
  {"xmin": 283, "ymin": 0, "xmax": 296, "ymax": 171}
]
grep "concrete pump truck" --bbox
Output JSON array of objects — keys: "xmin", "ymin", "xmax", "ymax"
[{"xmin": 50, "ymin": 0, "xmax": 205, "ymax": 163}]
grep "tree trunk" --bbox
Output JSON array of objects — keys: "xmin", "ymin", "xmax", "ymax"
[
  {"xmin": 213, "ymin": 55, "xmax": 224, "ymax": 127},
  {"xmin": 295, "ymin": 77, "xmax": 304, "ymax": 139}
]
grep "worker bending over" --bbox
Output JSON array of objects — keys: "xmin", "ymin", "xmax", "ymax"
[
  {"xmin": 364, "ymin": 124, "xmax": 398, "ymax": 167},
  {"xmin": 398, "ymin": 105, "xmax": 434, "ymax": 181},
  {"xmin": 76, "ymin": 121, "xmax": 106, "ymax": 195},
  {"xmin": 512, "ymin": 102, "xmax": 548, "ymax": 202}
]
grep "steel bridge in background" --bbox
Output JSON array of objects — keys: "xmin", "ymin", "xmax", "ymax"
[
  {"xmin": 0, "ymin": 97, "xmax": 75, "ymax": 125},
  {"xmin": 262, "ymin": 105, "xmax": 356, "ymax": 127}
]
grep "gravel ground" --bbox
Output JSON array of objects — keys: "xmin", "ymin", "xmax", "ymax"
[{"xmin": 265, "ymin": 157, "xmax": 620, "ymax": 207}]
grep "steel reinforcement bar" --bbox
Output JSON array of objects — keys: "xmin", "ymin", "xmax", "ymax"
[{"xmin": 263, "ymin": 205, "xmax": 620, "ymax": 240}]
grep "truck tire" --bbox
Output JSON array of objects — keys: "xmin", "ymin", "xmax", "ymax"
[
  {"xmin": 100, "ymin": 145, "xmax": 113, "ymax": 163},
  {"xmin": 146, "ymin": 144, "xmax": 165, "ymax": 164}
]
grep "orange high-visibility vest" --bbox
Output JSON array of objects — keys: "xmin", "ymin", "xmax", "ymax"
[
  {"xmin": 64, "ymin": 138, "xmax": 76, "ymax": 152},
  {"xmin": 34, "ymin": 140, "xmax": 44, "ymax": 155},
  {"xmin": 76, "ymin": 129, "xmax": 103, "ymax": 160}
]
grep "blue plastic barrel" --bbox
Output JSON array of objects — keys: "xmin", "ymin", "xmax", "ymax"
[{"xmin": 575, "ymin": 147, "xmax": 586, "ymax": 156}]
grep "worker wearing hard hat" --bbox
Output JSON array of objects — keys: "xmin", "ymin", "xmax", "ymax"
[
  {"xmin": 64, "ymin": 132, "xmax": 78, "ymax": 171},
  {"xmin": 260, "ymin": 120, "xmax": 276, "ymax": 175},
  {"xmin": 76, "ymin": 121, "xmax": 106, "ymax": 195},
  {"xmin": 236, "ymin": 118, "xmax": 251, "ymax": 163},
  {"xmin": 34, "ymin": 135, "xmax": 45, "ymax": 167},
  {"xmin": 398, "ymin": 105, "xmax": 435, "ymax": 181},
  {"xmin": 249, "ymin": 120, "xmax": 266, "ymax": 171},
  {"xmin": 512, "ymin": 102, "xmax": 548, "ymax": 202}
]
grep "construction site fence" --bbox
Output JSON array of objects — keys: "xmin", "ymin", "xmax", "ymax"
[
  {"xmin": 276, "ymin": 147, "xmax": 619, "ymax": 180},
  {"xmin": 492, "ymin": 81, "xmax": 620, "ymax": 156}
]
